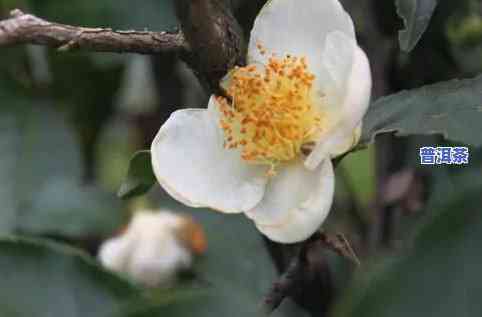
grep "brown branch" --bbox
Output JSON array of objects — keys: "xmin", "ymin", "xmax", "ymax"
[
  {"xmin": 263, "ymin": 249, "xmax": 305, "ymax": 314},
  {"xmin": 263, "ymin": 233, "xmax": 334, "ymax": 315},
  {"xmin": 263, "ymin": 231, "xmax": 360, "ymax": 315},
  {"xmin": 0, "ymin": 9, "xmax": 187, "ymax": 54},
  {"xmin": 0, "ymin": 3, "xmax": 245, "ymax": 96},
  {"xmin": 174, "ymin": 0, "xmax": 246, "ymax": 94}
]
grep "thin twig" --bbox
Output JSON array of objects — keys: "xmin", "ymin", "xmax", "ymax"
[
  {"xmin": 0, "ymin": 9, "xmax": 187, "ymax": 54},
  {"xmin": 320, "ymin": 232, "xmax": 361, "ymax": 266}
]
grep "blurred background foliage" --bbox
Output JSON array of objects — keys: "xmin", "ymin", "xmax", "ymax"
[{"xmin": 0, "ymin": 0, "xmax": 481, "ymax": 316}]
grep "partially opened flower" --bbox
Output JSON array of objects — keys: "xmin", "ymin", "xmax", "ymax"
[
  {"xmin": 98, "ymin": 210, "xmax": 206, "ymax": 288},
  {"xmin": 151, "ymin": 0, "xmax": 371, "ymax": 243}
]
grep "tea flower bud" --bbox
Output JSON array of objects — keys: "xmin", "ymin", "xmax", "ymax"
[{"xmin": 98, "ymin": 210, "xmax": 206, "ymax": 287}]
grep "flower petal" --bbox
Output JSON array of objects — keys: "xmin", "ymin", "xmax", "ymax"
[
  {"xmin": 151, "ymin": 99, "xmax": 268, "ymax": 213},
  {"xmin": 98, "ymin": 234, "xmax": 133, "ymax": 273},
  {"xmin": 248, "ymin": 0, "xmax": 355, "ymax": 74},
  {"xmin": 322, "ymin": 31, "xmax": 357, "ymax": 94},
  {"xmin": 246, "ymin": 159, "xmax": 334, "ymax": 243},
  {"xmin": 327, "ymin": 122, "xmax": 362, "ymax": 158},
  {"xmin": 305, "ymin": 33, "xmax": 371, "ymax": 169},
  {"xmin": 99, "ymin": 211, "xmax": 193, "ymax": 288}
]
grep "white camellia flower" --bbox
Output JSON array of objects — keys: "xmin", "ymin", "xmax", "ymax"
[
  {"xmin": 98, "ymin": 210, "xmax": 206, "ymax": 288},
  {"xmin": 151, "ymin": 0, "xmax": 371, "ymax": 243}
]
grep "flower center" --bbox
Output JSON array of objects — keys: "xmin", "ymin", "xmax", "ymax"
[{"xmin": 215, "ymin": 52, "xmax": 324, "ymax": 175}]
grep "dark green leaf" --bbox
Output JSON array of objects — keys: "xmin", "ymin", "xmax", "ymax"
[
  {"xmin": 0, "ymin": 237, "xmax": 139, "ymax": 317},
  {"xmin": 360, "ymin": 75, "xmax": 482, "ymax": 147},
  {"xmin": 333, "ymin": 187, "xmax": 482, "ymax": 317},
  {"xmin": 396, "ymin": 0, "xmax": 438, "ymax": 51},
  {"xmin": 0, "ymin": 103, "xmax": 82, "ymax": 234},
  {"xmin": 118, "ymin": 150, "xmax": 156, "ymax": 199},
  {"xmin": 17, "ymin": 178, "xmax": 128, "ymax": 239},
  {"xmin": 0, "ymin": 99, "xmax": 126, "ymax": 239}
]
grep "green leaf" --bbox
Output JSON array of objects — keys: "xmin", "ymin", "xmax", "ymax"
[
  {"xmin": 333, "ymin": 187, "xmax": 482, "ymax": 317},
  {"xmin": 338, "ymin": 146, "xmax": 375, "ymax": 208},
  {"xmin": 0, "ymin": 237, "xmax": 139, "ymax": 317},
  {"xmin": 396, "ymin": 0, "xmax": 438, "ymax": 51},
  {"xmin": 118, "ymin": 150, "xmax": 156, "ymax": 199},
  {"xmin": 17, "ymin": 178, "xmax": 128, "ymax": 239},
  {"xmin": 360, "ymin": 75, "xmax": 482, "ymax": 147},
  {"xmin": 0, "ymin": 103, "xmax": 82, "ymax": 234},
  {"xmin": 0, "ymin": 99, "xmax": 126, "ymax": 239}
]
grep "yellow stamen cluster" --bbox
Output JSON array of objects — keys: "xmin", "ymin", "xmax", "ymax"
[{"xmin": 216, "ymin": 51, "xmax": 324, "ymax": 175}]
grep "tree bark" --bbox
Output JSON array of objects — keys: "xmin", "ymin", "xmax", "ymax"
[{"xmin": 0, "ymin": 9, "xmax": 186, "ymax": 54}]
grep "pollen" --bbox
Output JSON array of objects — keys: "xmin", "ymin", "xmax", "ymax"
[{"xmin": 216, "ymin": 51, "xmax": 324, "ymax": 175}]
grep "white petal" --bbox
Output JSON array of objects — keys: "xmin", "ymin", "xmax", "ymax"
[
  {"xmin": 308, "ymin": 31, "xmax": 358, "ymax": 137},
  {"xmin": 127, "ymin": 227, "xmax": 191, "ymax": 288},
  {"xmin": 246, "ymin": 159, "xmax": 334, "ymax": 243},
  {"xmin": 322, "ymin": 31, "xmax": 356, "ymax": 93},
  {"xmin": 305, "ymin": 35, "xmax": 371, "ymax": 169},
  {"xmin": 151, "ymin": 98, "xmax": 267, "ymax": 213},
  {"xmin": 328, "ymin": 123, "xmax": 362, "ymax": 158},
  {"xmin": 247, "ymin": 0, "xmax": 355, "ymax": 74},
  {"xmin": 98, "ymin": 235, "xmax": 133, "ymax": 273},
  {"xmin": 99, "ymin": 211, "xmax": 193, "ymax": 288}
]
